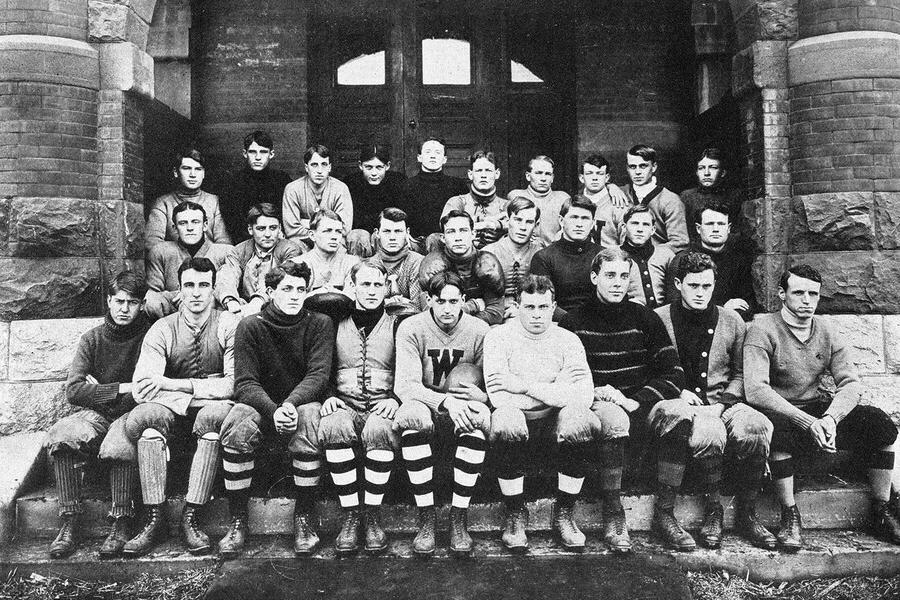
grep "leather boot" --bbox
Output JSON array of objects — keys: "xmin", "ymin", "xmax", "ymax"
[
  {"xmin": 449, "ymin": 507, "xmax": 473, "ymax": 555},
  {"xmin": 99, "ymin": 516, "xmax": 133, "ymax": 558},
  {"xmin": 412, "ymin": 506, "xmax": 436, "ymax": 556},
  {"xmin": 736, "ymin": 493, "xmax": 777, "ymax": 550},
  {"xmin": 776, "ymin": 504, "xmax": 803, "ymax": 552},
  {"xmin": 602, "ymin": 507, "xmax": 632, "ymax": 553},
  {"xmin": 123, "ymin": 505, "xmax": 167, "ymax": 557},
  {"xmin": 501, "ymin": 505, "xmax": 529, "ymax": 552},
  {"xmin": 699, "ymin": 502, "xmax": 724, "ymax": 549},
  {"xmin": 552, "ymin": 501, "xmax": 586, "ymax": 551},
  {"xmin": 873, "ymin": 499, "xmax": 900, "ymax": 545},
  {"xmin": 218, "ymin": 512, "xmax": 249, "ymax": 559},
  {"xmin": 49, "ymin": 513, "xmax": 79, "ymax": 558},
  {"xmin": 334, "ymin": 508, "xmax": 361, "ymax": 555},
  {"xmin": 293, "ymin": 505, "xmax": 320, "ymax": 555},
  {"xmin": 652, "ymin": 508, "xmax": 696, "ymax": 552},
  {"xmin": 181, "ymin": 504, "xmax": 211, "ymax": 554},
  {"xmin": 364, "ymin": 507, "xmax": 388, "ymax": 553}
]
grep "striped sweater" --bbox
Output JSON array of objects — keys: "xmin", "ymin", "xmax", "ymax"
[{"xmin": 560, "ymin": 295, "xmax": 684, "ymax": 407}]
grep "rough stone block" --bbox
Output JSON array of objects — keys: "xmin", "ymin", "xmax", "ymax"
[
  {"xmin": 861, "ymin": 375, "xmax": 900, "ymax": 426},
  {"xmin": 733, "ymin": 41, "xmax": 788, "ymax": 96},
  {"xmin": 0, "ymin": 321, "xmax": 8, "ymax": 380},
  {"xmin": 875, "ymin": 192, "xmax": 900, "ymax": 249},
  {"xmin": 789, "ymin": 251, "xmax": 874, "ymax": 313},
  {"xmin": 789, "ymin": 32, "xmax": 900, "ymax": 86},
  {"xmin": 8, "ymin": 198, "xmax": 98, "ymax": 257},
  {"xmin": 790, "ymin": 192, "xmax": 876, "ymax": 251},
  {"xmin": 88, "ymin": 0, "xmax": 150, "ymax": 48},
  {"xmin": 752, "ymin": 253, "xmax": 788, "ymax": 312},
  {"xmin": 731, "ymin": 0, "xmax": 799, "ymax": 49},
  {"xmin": 0, "ymin": 381, "xmax": 71, "ymax": 436},
  {"xmin": 0, "ymin": 197, "xmax": 9, "ymax": 256},
  {"xmin": 818, "ymin": 315, "xmax": 885, "ymax": 375},
  {"xmin": 869, "ymin": 252, "xmax": 900, "ymax": 312},
  {"xmin": 0, "ymin": 257, "xmax": 102, "ymax": 320},
  {"xmin": 97, "ymin": 41, "xmax": 154, "ymax": 99},
  {"xmin": 99, "ymin": 200, "xmax": 144, "ymax": 258},
  {"xmin": 8, "ymin": 317, "xmax": 102, "ymax": 382}
]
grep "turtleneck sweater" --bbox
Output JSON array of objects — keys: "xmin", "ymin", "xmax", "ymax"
[
  {"xmin": 374, "ymin": 243, "xmax": 425, "ymax": 307},
  {"xmin": 398, "ymin": 170, "xmax": 469, "ymax": 237},
  {"xmin": 529, "ymin": 237, "xmax": 602, "ymax": 316},
  {"xmin": 234, "ymin": 301, "xmax": 334, "ymax": 422},
  {"xmin": 664, "ymin": 240, "xmax": 756, "ymax": 320},
  {"xmin": 621, "ymin": 238, "xmax": 674, "ymax": 308},
  {"xmin": 222, "ymin": 166, "xmax": 293, "ymax": 243},
  {"xmin": 344, "ymin": 170, "xmax": 407, "ymax": 233}
]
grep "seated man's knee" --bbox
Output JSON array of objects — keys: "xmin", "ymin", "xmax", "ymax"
[
  {"xmin": 361, "ymin": 414, "xmax": 399, "ymax": 451},
  {"xmin": 45, "ymin": 411, "xmax": 108, "ymax": 456},
  {"xmin": 489, "ymin": 406, "xmax": 528, "ymax": 443},
  {"xmin": 557, "ymin": 404, "xmax": 602, "ymax": 444},
  {"xmin": 689, "ymin": 416, "xmax": 727, "ymax": 459},
  {"xmin": 220, "ymin": 404, "xmax": 262, "ymax": 454},
  {"xmin": 287, "ymin": 402, "xmax": 323, "ymax": 456},
  {"xmin": 647, "ymin": 398, "xmax": 693, "ymax": 437},
  {"xmin": 592, "ymin": 401, "xmax": 630, "ymax": 439},
  {"xmin": 125, "ymin": 403, "xmax": 174, "ymax": 441},
  {"xmin": 193, "ymin": 402, "xmax": 233, "ymax": 437},
  {"xmin": 856, "ymin": 405, "xmax": 899, "ymax": 448},
  {"xmin": 724, "ymin": 404, "xmax": 773, "ymax": 459},
  {"xmin": 394, "ymin": 401, "xmax": 433, "ymax": 434},
  {"xmin": 98, "ymin": 415, "xmax": 137, "ymax": 463},
  {"xmin": 318, "ymin": 408, "xmax": 357, "ymax": 447}
]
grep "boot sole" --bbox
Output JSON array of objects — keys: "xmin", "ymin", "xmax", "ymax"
[
  {"xmin": 413, "ymin": 547, "xmax": 435, "ymax": 558},
  {"xmin": 606, "ymin": 543, "xmax": 632, "ymax": 554},
  {"xmin": 502, "ymin": 542, "xmax": 529, "ymax": 554},
  {"xmin": 365, "ymin": 543, "xmax": 388, "ymax": 553},
  {"xmin": 187, "ymin": 545, "xmax": 211, "ymax": 555},
  {"xmin": 335, "ymin": 546, "xmax": 360, "ymax": 557},
  {"xmin": 49, "ymin": 546, "xmax": 77, "ymax": 559},
  {"xmin": 98, "ymin": 548, "xmax": 125, "ymax": 559},
  {"xmin": 450, "ymin": 547, "xmax": 473, "ymax": 557}
]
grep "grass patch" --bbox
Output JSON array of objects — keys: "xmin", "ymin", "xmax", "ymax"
[
  {"xmin": 0, "ymin": 568, "xmax": 216, "ymax": 600},
  {"xmin": 689, "ymin": 571, "xmax": 900, "ymax": 600}
]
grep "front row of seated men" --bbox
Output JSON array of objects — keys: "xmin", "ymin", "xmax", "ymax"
[{"xmin": 46, "ymin": 251, "xmax": 900, "ymax": 560}]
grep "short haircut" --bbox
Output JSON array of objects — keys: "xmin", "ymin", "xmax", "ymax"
[
  {"xmin": 107, "ymin": 270, "xmax": 148, "ymax": 300},
  {"xmin": 469, "ymin": 149, "xmax": 497, "ymax": 168},
  {"xmin": 172, "ymin": 200, "xmax": 207, "ymax": 225},
  {"xmin": 697, "ymin": 147, "xmax": 724, "ymax": 166},
  {"xmin": 582, "ymin": 153, "xmax": 610, "ymax": 173},
  {"xmin": 559, "ymin": 196, "xmax": 596, "ymax": 218},
  {"xmin": 675, "ymin": 251, "xmax": 717, "ymax": 281},
  {"xmin": 590, "ymin": 246, "xmax": 632, "ymax": 273},
  {"xmin": 379, "ymin": 207, "xmax": 408, "ymax": 227},
  {"xmin": 359, "ymin": 142, "xmax": 391, "ymax": 164},
  {"xmin": 178, "ymin": 256, "xmax": 217, "ymax": 286},
  {"xmin": 246, "ymin": 202, "xmax": 280, "ymax": 226},
  {"xmin": 243, "ymin": 130, "xmax": 274, "ymax": 151},
  {"xmin": 506, "ymin": 197, "xmax": 541, "ymax": 220},
  {"xmin": 350, "ymin": 258, "xmax": 388, "ymax": 283},
  {"xmin": 440, "ymin": 209, "xmax": 474, "ymax": 231},
  {"xmin": 419, "ymin": 136, "xmax": 446, "ymax": 152},
  {"xmin": 172, "ymin": 146, "xmax": 205, "ymax": 172},
  {"xmin": 623, "ymin": 204, "xmax": 653, "ymax": 223},
  {"xmin": 425, "ymin": 271, "xmax": 464, "ymax": 297},
  {"xmin": 310, "ymin": 208, "xmax": 343, "ymax": 231},
  {"xmin": 779, "ymin": 264, "xmax": 822, "ymax": 292},
  {"xmin": 266, "ymin": 260, "xmax": 312, "ymax": 290},
  {"xmin": 527, "ymin": 155, "xmax": 554, "ymax": 171},
  {"xmin": 518, "ymin": 274, "xmax": 555, "ymax": 301},
  {"xmin": 695, "ymin": 198, "xmax": 732, "ymax": 224},
  {"xmin": 303, "ymin": 143, "xmax": 330, "ymax": 164},
  {"xmin": 627, "ymin": 144, "xmax": 657, "ymax": 163}
]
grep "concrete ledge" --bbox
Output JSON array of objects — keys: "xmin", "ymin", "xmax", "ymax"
[
  {"xmin": 789, "ymin": 31, "xmax": 900, "ymax": 85},
  {"xmin": 0, "ymin": 35, "xmax": 99, "ymax": 89},
  {"xmin": 0, "ymin": 432, "xmax": 46, "ymax": 543},
  {"xmin": 8, "ymin": 318, "xmax": 102, "ymax": 382},
  {"xmin": 97, "ymin": 42, "xmax": 154, "ymax": 99}
]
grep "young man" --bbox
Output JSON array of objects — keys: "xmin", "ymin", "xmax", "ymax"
[
  {"xmin": 318, "ymin": 260, "xmax": 402, "ymax": 554},
  {"xmin": 486, "ymin": 275, "xmax": 631, "ymax": 553},
  {"xmin": 578, "ymin": 153, "xmax": 628, "ymax": 247},
  {"xmin": 529, "ymin": 197, "xmax": 602, "ymax": 320},
  {"xmin": 623, "ymin": 144, "xmax": 689, "ymax": 253},
  {"xmin": 217, "ymin": 261, "xmax": 334, "ymax": 557},
  {"xmin": 217, "ymin": 203, "xmax": 302, "ymax": 318},
  {"xmin": 121, "ymin": 258, "xmax": 239, "ymax": 557},
  {"xmin": 654, "ymin": 253, "xmax": 776, "ymax": 550},
  {"xmin": 418, "ymin": 210, "xmax": 505, "ymax": 325},
  {"xmin": 145, "ymin": 201, "xmax": 233, "ymax": 319},
  {"xmin": 560, "ymin": 248, "xmax": 687, "ymax": 551},
  {"xmin": 393, "ymin": 272, "xmax": 491, "ymax": 556},
  {"xmin": 397, "ymin": 137, "xmax": 468, "ymax": 248},
  {"xmin": 372, "ymin": 207, "xmax": 426, "ymax": 313},
  {"xmin": 221, "ymin": 130, "xmax": 293, "ymax": 243},
  {"xmin": 507, "ymin": 155, "xmax": 571, "ymax": 248},
  {"xmin": 482, "ymin": 198, "xmax": 541, "ymax": 319},
  {"xmin": 291, "ymin": 209, "xmax": 361, "ymax": 293},
  {"xmin": 679, "ymin": 148, "xmax": 749, "ymax": 246},
  {"xmin": 343, "ymin": 143, "xmax": 407, "ymax": 256},
  {"xmin": 665, "ymin": 199, "xmax": 756, "ymax": 320},
  {"xmin": 145, "ymin": 147, "xmax": 230, "ymax": 251},
  {"xmin": 441, "ymin": 150, "xmax": 509, "ymax": 249},
  {"xmin": 619, "ymin": 205, "xmax": 674, "ymax": 309},
  {"xmin": 744, "ymin": 265, "xmax": 900, "ymax": 551},
  {"xmin": 282, "ymin": 144, "xmax": 353, "ymax": 250},
  {"xmin": 44, "ymin": 272, "xmax": 151, "ymax": 559}
]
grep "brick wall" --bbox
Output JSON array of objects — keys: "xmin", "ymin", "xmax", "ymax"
[
  {"xmin": 799, "ymin": 0, "xmax": 900, "ymax": 37},
  {"xmin": 142, "ymin": 97, "xmax": 196, "ymax": 210}
]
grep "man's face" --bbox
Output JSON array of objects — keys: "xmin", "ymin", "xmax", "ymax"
[
  {"xmin": 428, "ymin": 284, "xmax": 464, "ymax": 328},
  {"xmin": 507, "ymin": 208, "xmax": 538, "ymax": 245},
  {"xmin": 779, "ymin": 274, "xmax": 821, "ymax": 318},
  {"xmin": 590, "ymin": 259, "xmax": 631, "ymax": 304},
  {"xmin": 243, "ymin": 141, "xmax": 274, "ymax": 172},
  {"xmin": 468, "ymin": 157, "xmax": 499, "ymax": 194},
  {"xmin": 624, "ymin": 212, "xmax": 654, "ymax": 246},
  {"xmin": 360, "ymin": 157, "xmax": 389, "ymax": 185},
  {"xmin": 312, "ymin": 217, "xmax": 344, "ymax": 254},
  {"xmin": 179, "ymin": 269, "xmax": 215, "ymax": 314},
  {"xmin": 269, "ymin": 274, "xmax": 308, "ymax": 315},
  {"xmin": 354, "ymin": 265, "xmax": 387, "ymax": 310},
  {"xmin": 377, "ymin": 218, "xmax": 408, "ymax": 255},
  {"xmin": 107, "ymin": 290, "xmax": 143, "ymax": 326},
  {"xmin": 442, "ymin": 216, "xmax": 475, "ymax": 256},
  {"xmin": 696, "ymin": 157, "xmax": 724, "ymax": 189},
  {"xmin": 626, "ymin": 153, "xmax": 657, "ymax": 186},
  {"xmin": 175, "ymin": 157, "xmax": 205, "ymax": 190},
  {"xmin": 175, "ymin": 208, "xmax": 207, "ymax": 246},
  {"xmin": 518, "ymin": 290, "xmax": 555, "ymax": 335},
  {"xmin": 676, "ymin": 269, "xmax": 716, "ymax": 311},
  {"xmin": 249, "ymin": 215, "xmax": 281, "ymax": 251},
  {"xmin": 560, "ymin": 206, "xmax": 593, "ymax": 242},
  {"xmin": 525, "ymin": 159, "xmax": 554, "ymax": 194},
  {"xmin": 697, "ymin": 209, "xmax": 731, "ymax": 249},
  {"xmin": 580, "ymin": 163, "xmax": 610, "ymax": 194},
  {"xmin": 305, "ymin": 152, "xmax": 331, "ymax": 186},
  {"xmin": 418, "ymin": 141, "xmax": 447, "ymax": 173}
]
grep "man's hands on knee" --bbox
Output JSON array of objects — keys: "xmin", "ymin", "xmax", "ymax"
[
  {"xmin": 594, "ymin": 385, "xmax": 639, "ymax": 412},
  {"xmin": 680, "ymin": 389, "xmax": 705, "ymax": 406},
  {"xmin": 371, "ymin": 398, "xmax": 399, "ymax": 420},
  {"xmin": 448, "ymin": 382, "xmax": 488, "ymax": 405},
  {"xmin": 809, "ymin": 415, "xmax": 837, "ymax": 452},
  {"xmin": 443, "ymin": 396, "xmax": 488, "ymax": 433},
  {"xmin": 320, "ymin": 397, "xmax": 348, "ymax": 417},
  {"xmin": 274, "ymin": 402, "xmax": 299, "ymax": 434}
]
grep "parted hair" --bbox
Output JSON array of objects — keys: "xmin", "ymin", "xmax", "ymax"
[
  {"xmin": 506, "ymin": 197, "xmax": 540, "ymax": 220},
  {"xmin": 469, "ymin": 149, "xmax": 497, "ymax": 167},
  {"xmin": 243, "ymin": 130, "xmax": 274, "ymax": 151},
  {"xmin": 172, "ymin": 200, "xmax": 207, "ymax": 225},
  {"xmin": 107, "ymin": 270, "xmax": 148, "ymax": 300},
  {"xmin": 695, "ymin": 198, "xmax": 732, "ymax": 224},
  {"xmin": 310, "ymin": 208, "xmax": 343, "ymax": 231},
  {"xmin": 245, "ymin": 202, "xmax": 280, "ymax": 226},
  {"xmin": 674, "ymin": 252, "xmax": 717, "ymax": 281},
  {"xmin": 517, "ymin": 274, "xmax": 555, "ymax": 301},
  {"xmin": 582, "ymin": 153, "xmax": 610, "ymax": 173},
  {"xmin": 425, "ymin": 271, "xmax": 464, "ymax": 297},
  {"xmin": 379, "ymin": 207, "xmax": 408, "ymax": 226},
  {"xmin": 172, "ymin": 146, "xmax": 205, "ymax": 172},
  {"xmin": 623, "ymin": 204, "xmax": 653, "ymax": 224},
  {"xmin": 350, "ymin": 258, "xmax": 388, "ymax": 283},
  {"xmin": 779, "ymin": 264, "xmax": 822, "ymax": 291},
  {"xmin": 440, "ymin": 209, "xmax": 474, "ymax": 231},
  {"xmin": 266, "ymin": 260, "xmax": 312, "ymax": 290},
  {"xmin": 303, "ymin": 143, "xmax": 330, "ymax": 164},
  {"xmin": 627, "ymin": 144, "xmax": 657, "ymax": 163},
  {"xmin": 177, "ymin": 257, "xmax": 217, "ymax": 286},
  {"xmin": 590, "ymin": 246, "xmax": 632, "ymax": 273},
  {"xmin": 559, "ymin": 196, "xmax": 596, "ymax": 218}
]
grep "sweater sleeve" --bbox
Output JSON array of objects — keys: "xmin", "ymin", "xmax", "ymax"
[
  {"xmin": 234, "ymin": 318, "xmax": 278, "ymax": 422},
  {"xmin": 722, "ymin": 315, "xmax": 746, "ymax": 403},
  {"xmin": 394, "ymin": 323, "xmax": 446, "ymax": 410},
  {"xmin": 630, "ymin": 310, "xmax": 685, "ymax": 406},
  {"xmin": 145, "ymin": 245, "xmax": 167, "ymax": 292},
  {"xmin": 333, "ymin": 180, "xmax": 354, "ymax": 233},
  {"xmin": 823, "ymin": 336, "xmax": 863, "ymax": 424},
  {"xmin": 483, "ymin": 329, "xmax": 539, "ymax": 411},
  {"xmin": 65, "ymin": 331, "xmax": 121, "ymax": 410},
  {"xmin": 282, "ymin": 182, "xmax": 307, "ymax": 243},
  {"xmin": 144, "ymin": 197, "xmax": 169, "ymax": 251},
  {"xmin": 216, "ymin": 246, "xmax": 244, "ymax": 305},
  {"xmin": 207, "ymin": 194, "xmax": 232, "ymax": 245},
  {"xmin": 526, "ymin": 333, "xmax": 593, "ymax": 409},
  {"xmin": 661, "ymin": 194, "xmax": 689, "ymax": 253},
  {"xmin": 284, "ymin": 315, "xmax": 334, "ymax": 407}
]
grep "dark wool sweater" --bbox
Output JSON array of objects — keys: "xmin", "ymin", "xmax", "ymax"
[
  {"xmin": 560, "ymin": 296, "xmax": 684, "ymax": 407},
  {"xmin": 344, "ymin": 170, "xmax": 407, "ymax": 233},
  {"xmin": 529, "ymin": 238, "xmax": 602, "ymax": 317},
  {"xmin": 418, "ymin": 246, "xmax": 506, "ymax": 325},
  {"xmin": 680, "ymin": 185, "xmax": 754, "ymax": 249},
  {"xmin": 234, "ymin": 302, "xmax": 334, "ymax": 422},
  {"xmin": 665, "ymin": 241, "xmax": 757, "ymax": 320},
  {"xmin": 221, "ymin": 167, "xmax": 293, "ymax": 243},
  {"xmin": 398, "ymin": 171, "xmax": 469, "ymax": 237},
  {"xmin": 65, "ymin": 313, "xmax": 151, "ymax": 419}
]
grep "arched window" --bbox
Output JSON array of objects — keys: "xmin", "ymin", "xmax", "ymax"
[
  {"xmin": 337, "ymin": 51, "xmax": 387, "ymax": 86},
  {"xmin": 510, "ymin": 60, "xmax": 543, "ymax": 83}
]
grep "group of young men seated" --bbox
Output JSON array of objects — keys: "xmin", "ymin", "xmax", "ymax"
[{"xmin": 43, "ymin": 132, "xmax": 900, "ymax": 562}]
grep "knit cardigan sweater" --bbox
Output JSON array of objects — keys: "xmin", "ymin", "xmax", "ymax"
[
  {"xmin": 622, "ymin": 240, "xmax": 674, "ymax": 308},
  {"xmin": 624, "ymin": 184, "xmax": 689, "ymax": 253}
]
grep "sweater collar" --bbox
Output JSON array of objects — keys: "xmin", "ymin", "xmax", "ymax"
[
  {"xmin": 556, "ymin": 237, "xmax": 594, "ymax": 255},
  {"xmin": 470, "ymin": 188, "xmax": 496, "ymax": 205},
  {"xmin": 672, "ymin": 299, "xmax": 717, "ymax": 327},
  {"xmin": 261, "ymin": 301, "xmax": 309, "ymax": 327},
  {"xmin": 443, "ymin": 244, "xmax": 477, "ymax": 266},
  {"xmin": 376, "ymin": 242, "xmax": 410, "ymax": 269},
  {"xmin": 621, "ymin": 238, "xmax": 654, "ymax": 262},
  {"xmin": 103, "ymin": 312, "xmax": 150, "ymax": 341},
  {"xmin": 179, "ymin": 237, "xmax": 208, "ymax": 257}
]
